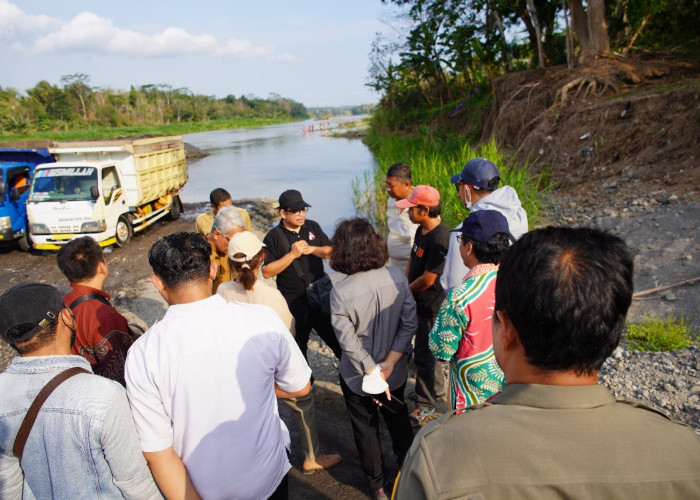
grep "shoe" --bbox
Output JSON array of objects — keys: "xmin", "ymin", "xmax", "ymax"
[
  {"xmin": 373, "ymin": 488, "xmax": 389, "ymax": 500},
  {"xmin": 303, "ymin": 453, "xmax": 342, "ymax": 474},
  {"xmin": 409, "ymin": 407, "xmax": 439, "ymax": 426}
]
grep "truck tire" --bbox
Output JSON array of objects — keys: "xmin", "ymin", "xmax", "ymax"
[
  {"xmin": 167, "ymin": 195, "xmax": 182, "ymax": 221},
  {"xmin": 18, "ymin": 229, "xmax": 32, "ymax": 252},
  {"xmin": 115, "ymin": 215, "xmax": 132, "ymax": 247}
]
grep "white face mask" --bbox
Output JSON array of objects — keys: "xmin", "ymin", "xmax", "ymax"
[{"xmin": 463, "ymin": 185, "xmax": 473, "ymax": 210}]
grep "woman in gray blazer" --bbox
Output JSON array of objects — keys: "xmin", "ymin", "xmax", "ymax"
[{"xmin": 330, "ymin": 218, "xmax": 418, "ymax": 500}]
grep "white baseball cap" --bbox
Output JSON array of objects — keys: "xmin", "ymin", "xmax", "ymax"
[{"xmin": 228, "ymin": 231, "xmax": 265, "ymax": 262}]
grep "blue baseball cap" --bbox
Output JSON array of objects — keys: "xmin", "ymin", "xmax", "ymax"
[
  {"xmin": 452, "ymin": 210, "xmax": 511, "ymax": 243},
  {"xmin": 450, "ymin": 158, "xmax": 500, "ymax": 190}
]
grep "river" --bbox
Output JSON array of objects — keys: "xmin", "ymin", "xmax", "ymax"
[{"xmin": 181, "ymin": 117, "xmax": 376, "ymax": 235}]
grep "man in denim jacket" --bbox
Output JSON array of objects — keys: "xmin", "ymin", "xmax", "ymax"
[{"xmin": 0, "ymin": 283, "xmax": 160, "ymax": 499}]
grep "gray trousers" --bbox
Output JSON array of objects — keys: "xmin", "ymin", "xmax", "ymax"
[{"xmin": 282, "ymin": 389, "xmax": 320, "ymax": 461}]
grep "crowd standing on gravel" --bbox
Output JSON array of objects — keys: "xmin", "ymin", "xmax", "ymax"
[{"xmin": 1, "ymin": 159, "xmax": 699, "ymax": 499}]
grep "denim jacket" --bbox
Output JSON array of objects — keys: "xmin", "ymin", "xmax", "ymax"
[{"xmin": 0, "ymin": 355, "xmax": 161, "ymax": 499}]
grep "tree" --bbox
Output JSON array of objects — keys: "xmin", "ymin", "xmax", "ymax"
[
  {"xmin": 60, "ymin": 73, "xmax": 92, "ymax": 121},
  {"xmin": 569, "ymin": 0, "xmax": 611, "ymax": 63}
]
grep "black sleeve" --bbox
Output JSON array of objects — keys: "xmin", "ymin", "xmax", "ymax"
[
  {"xmin": 263, "ymin": 227, "xmax": 286, "ymax": 264},
  {"xmin": 424, "ymin": 227, "xmax": 449, "ymax": 275}
]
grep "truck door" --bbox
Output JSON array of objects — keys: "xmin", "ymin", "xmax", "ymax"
[
  {"xmin": 101, "ymin": 166, "xmax": 126, "ymax": 231},
  {"xmin": 6, "ymin": 166, "xmax": 30, "ymax": 233}
]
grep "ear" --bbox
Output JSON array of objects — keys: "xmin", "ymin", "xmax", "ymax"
[
  {"xmin": 151, "ymin": 274, "xmax": 166, "ymax": 294},
  {"xmin": 97, "ymin": 260, "xmax": 108, "ymax": 276},
  {"xmin": 495, "ymin": 310, "xmax": 520, "ymax": 352},
  {"xmin": 209, "ymin": 260, "xmax": 218, "ymax": 281},
  {"xmin": 59, "ymin": 307, "xmax": 73, "ymax": 326}
]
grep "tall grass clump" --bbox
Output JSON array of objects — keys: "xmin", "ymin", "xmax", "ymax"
[
  {"xmin": 354, "ymin": 129, "xmax": 547, "ymax": 235},
  {"xmin": 626, "ymin": 316, "xmax": 695, "ymax": 352}
]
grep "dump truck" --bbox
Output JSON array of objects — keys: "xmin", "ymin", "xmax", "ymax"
[
  {"xmin": 0, "ymin": 147, "xmax": 55, "ymax": 251},
  {"xmin": 26, "ymin": 136, "xmax": 188, "ymax": 250}
]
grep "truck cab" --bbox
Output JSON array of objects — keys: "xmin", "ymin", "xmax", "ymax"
[{"xmin": 0, "ymin": 148, "xmax": 54, "ymax": 251}]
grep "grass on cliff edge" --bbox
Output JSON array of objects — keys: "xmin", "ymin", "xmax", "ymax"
[
  {"xmin": 354, "ymin": 129, "xmax": 548, "ymax": 233},
  {"xmin": 625, "ymin": 316, "xmax": 696, "ymax": 352}
]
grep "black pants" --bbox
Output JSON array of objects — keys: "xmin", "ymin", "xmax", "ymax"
[
  {"xmin": 340, "ymin": 377, "xmax": 414, "ymax": 491},
  {"xmin": 268, "ymin": 473, "xmax": 288, "ymax": 500},
  {"xmin": 289, "ymin": 295, "xmax": 342, "ymax": 360},
  {"xmin": 414, "ymin": 314, "xmax": 446, "ymax": 409}
]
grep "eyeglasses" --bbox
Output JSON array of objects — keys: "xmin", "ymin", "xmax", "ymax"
[
  {"xmin": 456, "ymin": 234, "xmax": 465, "ymax": 244},
  {"xmin": 282, "ymin": 207, "xmax": 308, "ymax": 214}
]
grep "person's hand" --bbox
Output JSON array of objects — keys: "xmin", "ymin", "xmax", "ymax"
[
  {"xmin": 300, "ymin": 243, "xmax": 314, "ymax": 255},
  {"xmin": 290, "ymin": 240, "xmax": 308, "ymax": 258},
  {"xmin": 379, "ymin": 360, "xmax": 395, "ymax": 381}
]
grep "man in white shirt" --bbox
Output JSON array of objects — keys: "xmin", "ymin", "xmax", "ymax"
[
  {"xmin": 385, "ymin": 163, "xmax": 419, "ymax": 270},
  {"xmin": 441, "ymin": 158, "xmax": 528, "ymax": 291},
  {"xmin": 125, "ymin": 232, "xmax": 311, "ymax": 499}
]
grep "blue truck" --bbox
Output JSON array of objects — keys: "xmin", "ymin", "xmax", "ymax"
[{"xmin": 0, "ymin": 147, "xmax": 55, "ymax": 251}]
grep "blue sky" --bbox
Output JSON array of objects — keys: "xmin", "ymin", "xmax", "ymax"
[{"xmin": 1, "ymin": 0, "xmax": 392, "ymax": 107}]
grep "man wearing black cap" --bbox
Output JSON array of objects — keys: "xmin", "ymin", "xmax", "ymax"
[
  {"xmin": 442, "ymin": 157, "xmax": 528, "ymax": 291},
  {"xmin": 262, "ymin": 189, "xmax": 343, "ymax": 474},
  {"xmin": 0, "ymin": 283, "xmax": 159, "ymax": 499}
]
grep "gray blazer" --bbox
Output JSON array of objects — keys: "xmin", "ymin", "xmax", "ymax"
[{"xmin": 330, "ymin": 266, "xmax": 417, "ymax": 395}]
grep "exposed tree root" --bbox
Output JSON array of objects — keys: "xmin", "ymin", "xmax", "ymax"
[{"xmin": 555, "ymin": 75, "xmax": 619, "ymax": 106}]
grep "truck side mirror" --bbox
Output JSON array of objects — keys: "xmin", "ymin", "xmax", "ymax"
[
  {"xmin": 0, "ymin": 182, "xmax": 6, "ymax": 196},
  {"xmin": 90, "ymin": 185, "xmax": 100, "ymax": 201}
]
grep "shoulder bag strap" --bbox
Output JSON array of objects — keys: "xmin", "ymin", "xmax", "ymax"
[
  {"xmin": 69, "ymin": 292, "xmax": 111, "ymax": 310},
  {"xmin": 280, "ymin": 227, "xmax": 310, "ymax": 285},
  {"xmin": 13, "ymin": 367, "xmax": 91, "ymax": 461}
]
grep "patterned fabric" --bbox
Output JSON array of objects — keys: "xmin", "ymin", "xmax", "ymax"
[{"xmin": 429, "ymin": 266, "xmax": 505, "ymax": 410}]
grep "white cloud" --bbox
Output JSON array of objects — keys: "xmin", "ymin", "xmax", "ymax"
[
  {"xmin": 0, "ymin": 0, "xmax": 60, "ymax": 40},
  {"xmin": 4, "ymin": 1, "xmax": 284, "ymax": 60}
]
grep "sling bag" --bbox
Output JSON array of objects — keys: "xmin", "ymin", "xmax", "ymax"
[
  {"xmin": 13, "ymin": 367, "xmax": 91, "ymax": 461},
  {"xmin": 69, "ymin": 293, "xmax": 144, "ymax": 338}
]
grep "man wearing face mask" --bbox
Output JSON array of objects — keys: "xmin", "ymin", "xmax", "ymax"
[{"xmin": 440, "ymin": 158, "xmax": 528, "ymax": 291}]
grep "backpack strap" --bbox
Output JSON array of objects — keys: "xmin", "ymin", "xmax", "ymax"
[
  {"xmin": 69, "ymin": 292, "xmax": 111, "ymax": 310},
  {"xmin": 13, "ymin": 367, "xmax": 91, "ymax": 461}
]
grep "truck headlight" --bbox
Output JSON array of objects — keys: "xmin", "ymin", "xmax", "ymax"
[
  {"xmin": 81, "ymin": 220, "xmax": 107, "ymax": 233},
  {"xmin": 29, "ymin": 223, "xmax": 50, "ymax": 235},
  {"xmin": 0, "ymin": 216, "xmax": 10, "ymax": 231}
]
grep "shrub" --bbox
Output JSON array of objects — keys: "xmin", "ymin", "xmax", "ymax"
[{"xmin": 625, "ymin": 316, "xmax": 695, "ymax": 352}]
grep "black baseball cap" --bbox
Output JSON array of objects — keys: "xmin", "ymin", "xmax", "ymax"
[
  {"xmin": 450, "ymin": 158, "xmax": 501, "ymax": 190},
  {"xmin": 276, "ymin": 189, "xmax": 311, "ymax": 212},
  {"xmin": 0, "ymin": 283, "xmax": 65, "ymax": 344}
]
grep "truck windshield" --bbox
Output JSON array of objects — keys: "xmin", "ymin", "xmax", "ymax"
[{"xmin": 29, "ymin": 167, "xmax": 97, "ymax": 202}]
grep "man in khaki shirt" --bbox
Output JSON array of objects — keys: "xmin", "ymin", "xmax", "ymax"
[
  {"xmin": 394, "ymin": 227, "xmax": 700, "ymax": 499},
  {"xmin": 195, "ymin": 187, "xmax": 252, "ymax": 234}
]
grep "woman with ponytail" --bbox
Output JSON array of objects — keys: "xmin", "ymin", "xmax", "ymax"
[{"xmin": 217, "ymin": 231, "xmax": 294, "ymax": 333}]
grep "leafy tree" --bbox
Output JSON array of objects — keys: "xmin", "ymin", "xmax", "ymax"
[{"xmin": 60, "ymin": 73, "xmax": 92, "ymax": 121}]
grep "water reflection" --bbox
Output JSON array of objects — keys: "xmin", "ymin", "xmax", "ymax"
[{"xmin": 182, "ymin": 118, "xmax": 376, "ymax": 234}]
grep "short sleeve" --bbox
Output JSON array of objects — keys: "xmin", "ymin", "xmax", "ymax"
[
  {"xmin": 124, "ymin": 347, "xmax": 174, "ymax": 453},
  {"xmin": 272, "ymin": 317, "xmax": 312, "ymax": 392}
]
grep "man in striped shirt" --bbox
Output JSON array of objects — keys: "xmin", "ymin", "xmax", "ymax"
[{"xmin": 429, "ymin": 210, "xmax": 513, "ymax": 410}]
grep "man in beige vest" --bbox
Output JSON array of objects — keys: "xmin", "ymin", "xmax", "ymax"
[{"xmin": 395, "ymin": 227, "xmax": 700, "ymax": 499}]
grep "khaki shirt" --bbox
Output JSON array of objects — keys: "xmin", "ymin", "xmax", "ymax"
[{"xmin": 394, "ymin": 384, "xmax": 700, "ymax": 499}]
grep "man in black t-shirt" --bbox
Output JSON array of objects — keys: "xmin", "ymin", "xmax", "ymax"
[
  {"xmin": 396, "ymin": 185, "xmax": 450, "ymax": 426},
  {"xmin": 262, "ymin": 189, "xmax": 343, "ymax": 474}
]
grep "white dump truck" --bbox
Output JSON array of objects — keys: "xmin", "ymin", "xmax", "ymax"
[{"xmin": 26, "ymin": 136, "xmax": 188, "ymax": 250}]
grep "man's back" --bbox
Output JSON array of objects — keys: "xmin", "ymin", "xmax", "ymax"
[
  {"xmin": 125, "ymin": 295, "xmax": 311, "ymax": 499},
  {"xmin": 0, "ymin": 355, "xmax": 159, "ymax": 499},
  {"xmin": 396, "ymin": 384, "xmax": 700, "ymax": 499}
]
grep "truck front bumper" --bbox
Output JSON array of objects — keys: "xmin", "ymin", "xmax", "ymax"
[
  {"xmin": 0, "ymin": 228, "xmax": 22, "ymax": 242},
  {"xmin": 32, "ymin": 233, "xmax": 116, "ymax": 250}
]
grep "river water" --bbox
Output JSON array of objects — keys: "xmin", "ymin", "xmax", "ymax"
[{"xmin": 181, "ymin": 117, "xmax": 376, "ymax": 235}]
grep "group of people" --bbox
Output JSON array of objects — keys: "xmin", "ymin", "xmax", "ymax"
[{"xmin": 1, "ymin": 157, "xmax": 699, "ymax": 500}]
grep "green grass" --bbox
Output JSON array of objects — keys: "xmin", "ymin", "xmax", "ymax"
[
  {"xmin": 0, "ymin": 117, "xmax": 301, "ymax": 141},
  {"xmin": 353, "ymin": 128, "xmax": 548, "ymax": 234},
  {"xmin": 625, "ymin": 316, "xmax": 696, "ymax": 352}
]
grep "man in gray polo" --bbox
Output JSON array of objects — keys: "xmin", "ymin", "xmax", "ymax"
[
  {"xmin": 0, "ymin": 283, "xmax": 159, "ymax": 499},
  {"xmin": 395, "ymin": 227, "xmax": 700, "ymax": 499}
]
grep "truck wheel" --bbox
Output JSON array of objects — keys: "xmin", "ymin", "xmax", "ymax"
[
  {"xmin": 167, "ymin": 195, "xmax": 182, "ymax": 221},
  {"xmin": 115, "ymin": 216, "xmax": 132, "ymax": 247},
  {"xmin": 18, "ymin": 230, "xmax": 32, "ymax": 252}
]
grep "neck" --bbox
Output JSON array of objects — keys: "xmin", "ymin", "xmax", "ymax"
[
  {"xmin": 506, "ymin": 367, "xmax": 598, "ymax": 386},
  {"xmin": 420, "ymin": 217, "xmax": 440, "ymax": 233},
  {"xmin": 75, "ymin": 275, "xmax": 105, "ymax": 291},
  {"xmin": 282, "ymin": 219, "xmax": 301, "ymax": 232},
  {"xmin": 166, "ymin": 281, "xmax": 213, "ymax": 305}
]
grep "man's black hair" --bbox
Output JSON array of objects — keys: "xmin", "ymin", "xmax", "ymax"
[
  {"xmin": 386, "ymin": 163, "xmax": 412, "ymax": 182},
  {"xmin": 209, "ymin": 188, "xmax": 232, "ymax": 206},
  {"xmin": 148, "ymin": 232, "xmax": 212, "ymax": 289},
  {"xmin": 464, "ymin": 235, "xmax": 510, "ymax": 264},
  {"xmin": 56, "ymin": 236, "xmax": 104, "ymax": 283},
  {"xmin": 7, "ymin": 320, "xmax": 59, "ymax": 355},
  {"xmin": 417, "ymin": 204, "xmax": 441, "ymax": 218},
  {"xmin": 495, "ymin": 226, "xmax": 633, "ymax": 374}
]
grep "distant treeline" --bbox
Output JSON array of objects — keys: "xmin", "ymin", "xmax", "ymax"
[
  {"xmin": 307, "ymin": 104, "xmax": 376, "ymax": 118},
  {"xmin": 0, "ymin": 74, "xmax": 310, "ymax": 134}
]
